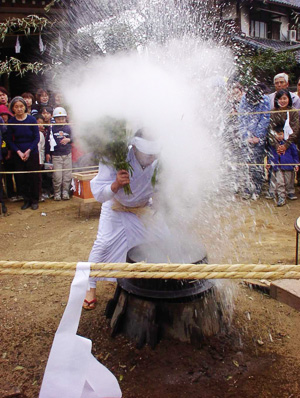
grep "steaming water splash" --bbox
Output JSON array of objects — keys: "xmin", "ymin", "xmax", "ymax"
[
  {"xmin": 61, "ymin": 0, "xmax": 236, "ymax": 219},
  {"xmin": 54, "ymin": 0, "xmax": 248, "ymax": 319}
]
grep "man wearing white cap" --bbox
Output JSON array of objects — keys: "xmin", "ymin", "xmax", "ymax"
[{"xmin": 83, "ymin": 130, "xmax": 164, "ymax": 309}]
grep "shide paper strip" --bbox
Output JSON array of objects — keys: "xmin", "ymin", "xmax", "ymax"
[{"xmin": 39, "ymin": 262, "xmax": 122, "ymax": 398}]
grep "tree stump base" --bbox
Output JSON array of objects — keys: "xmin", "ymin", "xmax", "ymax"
[
  {"xmin": 105, "ymin": 239, "xmax": 224, "ymax": 348},
  {"xmin": 105, "ymin": 284, "xmax": 224, "ymax": 349}
]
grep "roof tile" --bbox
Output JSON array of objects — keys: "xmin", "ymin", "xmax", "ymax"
[{"xmin": 267, "ymin": 0, "xmax": 300, "ymax": 8}]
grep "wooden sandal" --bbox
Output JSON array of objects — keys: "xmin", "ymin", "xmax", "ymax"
[{"xmin": 82, "ymin": 298, "xmax": 97, "ymax": 310}]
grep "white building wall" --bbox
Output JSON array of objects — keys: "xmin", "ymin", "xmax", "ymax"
[
  {"xmin": 240, "ymin": 6, "xmax": 250, "ymax": 36},
  {"xmin": 280, "ymin": 16, "xmax": 289, "ymax": 41}
]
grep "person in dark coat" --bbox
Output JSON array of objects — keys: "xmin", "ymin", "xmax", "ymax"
[{"xmin": 7, "ymin": 96, "xmax": 40, "ymax": 210}]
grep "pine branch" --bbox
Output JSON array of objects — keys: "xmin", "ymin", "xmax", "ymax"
[{"xmin": 0, "ymin": 57, "xmax": 51, "ymax": 76}]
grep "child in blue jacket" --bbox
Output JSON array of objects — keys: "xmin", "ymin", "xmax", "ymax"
[
  {"xmin": 45, "ymin": 107, "xmax": 72, "ymax": 200},
  {"xmin": 267, "ymin": 124, "xmax": 299, "ymax": 207}
]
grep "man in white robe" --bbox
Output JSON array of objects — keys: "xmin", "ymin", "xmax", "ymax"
[{"xmin": 83, "ymin": 133, "xmax": 165, "ymax": 309}]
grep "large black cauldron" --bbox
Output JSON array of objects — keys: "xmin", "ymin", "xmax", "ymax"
[{"xmin": 118, "ymin": 238, "xmax": 213, "ymax": 300}]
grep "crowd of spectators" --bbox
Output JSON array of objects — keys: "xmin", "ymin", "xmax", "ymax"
[
  {"xmin": 227, "ymin": 72, "xmax": 300, "ymax": 207},
  {"xmin": 1, "ymin": 73, "xmax": 300, "ymax": 214},
  {"xmin": 0, "ymin": 87, "xmax": 76, "ymax": 214}
]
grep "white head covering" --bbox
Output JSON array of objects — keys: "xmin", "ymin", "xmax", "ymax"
[{"xmin": 130, "ymin": 136, "xmax": 161, "ymax": 155}]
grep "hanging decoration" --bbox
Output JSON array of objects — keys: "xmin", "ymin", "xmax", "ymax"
[
  {"xmin": 65, "ymin": 40, "xmax": 70, "ymax": 53},
  {"xmin": 57, "ymin": 34, "xmax": 64, "ymax": 54},
  {"xmin": 0, "ymin": 15, "xmax": 51, "ymax": 42},
  {"xmin": 15, "ymin": 36, "xmax": 21, "ymax": 53},
  {"xmin": 0, "ymin": 58, "xmax": 50, "ymax": 76},
  {"xmin": 39, "ymin": 33, "xmax": 46, "ymax": 53}
]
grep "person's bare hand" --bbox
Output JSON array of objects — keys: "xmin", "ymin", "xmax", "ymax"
[
  {"xmin": 23, "ymin": 149, "xmax": 31, "ymax": 161},
  {"xmin": 17, "ymin": 150, "xmax": 24, "ymax": 160},
  {"xmin": 60, "ymin": 137, "xmax": 70, "ymax": 145},
  {"xmin": 277, "ymin": 145, "xmax": 286, "ymax": 155},
  {"xmin": 111, "ymin": 170, "xmax": 130, "ymax": 193},
  {"xmin": 248, "ymin": 136, "xmax": 259, "ymax": 145}
]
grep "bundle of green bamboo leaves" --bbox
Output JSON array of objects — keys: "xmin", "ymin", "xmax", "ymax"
[{"xmin": 85, "ymin": 117, "xmax": 133, "ymax": 194}]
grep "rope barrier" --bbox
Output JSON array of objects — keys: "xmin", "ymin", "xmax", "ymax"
[
  {"xmin": 1, "ymin": 161, "xmax": 298, "ymax": 175},
  {"xmin": 228, "ymin": 107, "xmax": 300, "ymax": 117},
  {"xmin": 0, "ymin": 261, "xmax": 299, "ymax": 280},
  {"xmin": 233, "ymin": 163, "xmax": 299, "ymax": 166},
  {"xmin": 2, "ymin": 108, "xmax": 300, "ymax": 126},
  {"xmin": 3, "ymin": 122, "xmax": 75, "ymax": 126},
  {"xmin": 1, "ymin": 107, "xmax": 299, "ymax": 175},
  {"xmin": 0, "ymin": 165, "xmax": 99, "ymax": 174}
]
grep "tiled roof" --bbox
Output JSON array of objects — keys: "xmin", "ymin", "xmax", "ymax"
[
  {"xmin": 232, "ymin": 36, "xmax": 300, "ymax": 62},
  {"xmin": 243, "ymin": 37, "xmax": 300, "ymax": 51},
  {"xmin": 267, "ymin": 0, "xmax": 300, "ymax": 8}
]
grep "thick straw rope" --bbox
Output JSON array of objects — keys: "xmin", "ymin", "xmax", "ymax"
[
  {"xmin": 0, "ymin": 261, "xmax": 299, "ymax": 280},
  {"xmin": 1, "ymin": 106, "xmax": 299, "ymax": 175}
]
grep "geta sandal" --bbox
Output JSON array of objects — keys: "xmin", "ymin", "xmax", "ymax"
[{"xmin": 82, "ymin": 298, "xmax": 97, "ymax": 310}]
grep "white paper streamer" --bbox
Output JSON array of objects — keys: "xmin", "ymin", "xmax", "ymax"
[
  {"xmin": 71, "ymin": 178, "xmax": 76, "ymax": 192},
  {"xmin": 58, "ymin": 34, "xmax": 64, "ymax": 54},
  {"xmin": 283, "ymin": 112, "xmax": 293, "ymax": 140},
  {"xmin": 66, "ymin": 40, "xmax": 71, "ymax": 53},
  {"xmin": 15, "ymin": 36, "xmax": 21, "ymax": 53},
  {"xmin": 39, "ymin": 262, "xmax": 122, "ymax": 398},
  {"xmin": 49, "ymin": 127, "xmax": 57, "ymax": 151},
  {"xmin": 78, "ymin": 182, "xmax": 81, "ymax": 196},
  {"xmin": 39, "ymin": 33, "xmax": 46, "ymax": 53}
]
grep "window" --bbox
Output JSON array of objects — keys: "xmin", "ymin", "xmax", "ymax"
[{"xmin": 250, "ymin": 20, "xmax": 267, "ymax": 38}]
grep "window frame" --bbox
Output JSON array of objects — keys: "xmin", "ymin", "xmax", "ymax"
[{"xmin": 250, "ymin": 19, "xmax": 268, "ymax": 39}]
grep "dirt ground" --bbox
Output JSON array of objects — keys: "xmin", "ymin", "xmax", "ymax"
[{"xmin": 1, "ymin": 195, "xmax": 300, "ymax": 398}]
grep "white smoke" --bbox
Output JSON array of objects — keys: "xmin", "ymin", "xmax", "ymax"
[{"xmin": 63, "ymin": 38, "xmax": 235, "ymax": 222}]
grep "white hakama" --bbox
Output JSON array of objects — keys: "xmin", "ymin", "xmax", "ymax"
[{"xmin": 88, "ymin": 148, "xmax": 167, "ymax": 287}]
